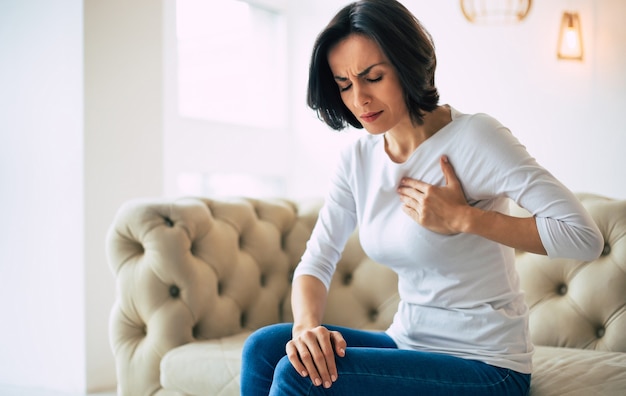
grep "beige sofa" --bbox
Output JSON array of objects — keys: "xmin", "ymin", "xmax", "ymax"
[{"xmin": 107, "ymin": 193, "xmax": 626, "ymax": 395}]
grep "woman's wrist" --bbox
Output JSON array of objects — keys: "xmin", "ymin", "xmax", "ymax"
[
  {"xmin": 455, "ymin": 205, "xmax": 482, "ymax": 234},
  {"xmin": 292, "ymin": 321, "xmax": 320, "ymax": 338}
]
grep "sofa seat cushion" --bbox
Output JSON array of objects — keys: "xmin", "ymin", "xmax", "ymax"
[
  {"xmin": 161, "ymin": 332, "xmax": 251, "ymax": 395},
  {"xmin": 531, "ymin": 345, "xmax": 626, "ymax": 395}
]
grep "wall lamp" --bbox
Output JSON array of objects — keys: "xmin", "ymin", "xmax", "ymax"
[{"xmin": 557, "ymin": 11, "xmax": 584, "ymax": 60}]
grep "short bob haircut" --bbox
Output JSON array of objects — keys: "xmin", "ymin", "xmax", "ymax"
[{"xmin": 307, "ymin": 0, "xmax": 439, "ymax": 131}]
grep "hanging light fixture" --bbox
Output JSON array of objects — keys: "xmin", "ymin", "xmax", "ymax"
[
  {"xmin": 557, "ymin": 12, "xmax": 584, "ymax": 60},
  {"xmin": 460, "ymin": 0, "xmax": 532, "ymax": 24}
]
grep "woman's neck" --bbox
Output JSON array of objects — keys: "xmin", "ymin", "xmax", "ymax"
[{"xmin": 384, "ymin": 105, "xmax": 452, "ymax": 163}]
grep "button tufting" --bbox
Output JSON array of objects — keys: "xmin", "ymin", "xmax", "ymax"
[
  {"xmin": 163, "ymin": 217, "xmax": 174, "ymax": 227},
  {"xmin": 601, "ymin": 242, "xmax": 611, "ymax": 256},
  {"xmin": 260, "ymin": 274, "xmax": 267, "ymax": 287},
  {"xmin": 343, "ymin": 273, "xmax": 353, "ymax": 286},
  {"xmin": 169, "ymin": 285, "xmax": 180, "ymax": 298},
  {"xmin": 596, "ymin": 327, "xmax": 606, "ymax": 338},
  {"xmin": 557, "ymin": 284, "xmax": 568, "ymax": 296},
  {"xmin": 369, "ymin": 309, "xmax": 379, "ymax": 322}
]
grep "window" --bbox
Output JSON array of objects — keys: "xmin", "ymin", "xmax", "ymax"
[{"xmin": 176, "ymin": 0, "xmax": 288, "ymax": 129}]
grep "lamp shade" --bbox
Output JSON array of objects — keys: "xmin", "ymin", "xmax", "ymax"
[
  {"xmin": 460, "ymin": 0, "xmax": 532, "ymax": 24},
  {"xmin": 557, "ymin": 12, "xmax": 584, "ymax": 60}
]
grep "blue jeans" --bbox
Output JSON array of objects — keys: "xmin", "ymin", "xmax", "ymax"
[{"xmin": 241, "ymin": 323, "xmax": 530, "ymax": 396}]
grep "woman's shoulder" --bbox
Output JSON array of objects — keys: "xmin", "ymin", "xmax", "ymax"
[
  {"xmin": 449, "ymin": 108, "xmax": 511, "ymax": 143},
  {"xmin": 451, "ymin": 107, "xmax": 504, "ymax": 130},
  {"xmin": 340, "ymin": 132, "xmax": 383, "ymax": 158}
]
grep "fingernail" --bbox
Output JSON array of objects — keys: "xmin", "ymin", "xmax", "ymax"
[
  {"xmin": 324, "ymin": 381, "xmax": 331, "ymax": 388},
  {"xmin": 301, "ymin": 370, "xmax": 307, "ymax": 377},
  {"xmin": 331, "ymin": 375, "xmax": 337, "ymax": 382},
  {"xmin": 315, "ymin": 378, "xmax": 322, "ymax": 386}
]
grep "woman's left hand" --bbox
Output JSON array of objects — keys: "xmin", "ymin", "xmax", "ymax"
[{"xmin": 397, "ymin": 155, "xmax": 469, "ymax": 234}]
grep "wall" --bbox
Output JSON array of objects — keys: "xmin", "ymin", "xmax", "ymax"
[
  {"xmin": 163, "ymin": 0, "xmax": 292, "ymax": 199},
  {"xmin": 0, "ymin": 0, "xmax": 164, "ymax": 393},
  {"xmin": 84, "ymin": 0, "xmax": 164, "ymax": 391},
  {"xmin": 0, "ymin": 0, "xmax": 86, "ymax": 392}
]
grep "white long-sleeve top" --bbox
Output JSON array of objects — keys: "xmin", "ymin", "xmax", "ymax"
[{"xmin": 293, "ymin": 107, "xmax": 604, "ymax": 374}]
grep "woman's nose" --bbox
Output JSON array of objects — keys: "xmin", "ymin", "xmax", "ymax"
[{"xmin": 353, "ymin": 83, "xmax": 371, "ymax": 107}]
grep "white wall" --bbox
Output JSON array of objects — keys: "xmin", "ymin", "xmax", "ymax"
[
  {"xmin": 84, "ymin": 0, "xmax": 164, "ymax": 392},
  {"xmin": 0, "ymin": 0, "xmax": 86, "ymax": 392},
  {"xmin": 163, "ymin": 0, "xmax": 293, "ymax": 199},
  {"xmin": 0, "ymin": 0, "xmax": 164, "ymax": 393}
]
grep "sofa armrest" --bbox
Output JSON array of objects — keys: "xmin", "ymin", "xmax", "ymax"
[{"xmin": 106, "ymin": 197, "xmax": 307, "ymax": 395}]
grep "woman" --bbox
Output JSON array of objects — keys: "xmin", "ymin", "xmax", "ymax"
[{"xmin": 241, "ymin": 0, "xmax": 604, "ymax": 394}]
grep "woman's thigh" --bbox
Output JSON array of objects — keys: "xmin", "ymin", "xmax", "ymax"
[
  {"xmin": 269, "ymin": 334, "xmax": 530, "ymax": 396},
  {"xmin": 244, "ymin": 323, "xmax": 530, "ymax": 396}
]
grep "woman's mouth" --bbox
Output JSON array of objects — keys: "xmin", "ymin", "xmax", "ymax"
[{"xmin": 360, "ymin": 111, "xmax": 383, "ymax": 123}]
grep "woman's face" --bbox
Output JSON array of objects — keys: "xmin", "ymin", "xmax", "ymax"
[{"xmin": 328, "ymin": 34, "xmax": 410, "ymax": 135}]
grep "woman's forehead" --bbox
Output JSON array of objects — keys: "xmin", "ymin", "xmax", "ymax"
[{"xmin": 328, "ymin": 34, "xmax": 388, "ymax": 76}]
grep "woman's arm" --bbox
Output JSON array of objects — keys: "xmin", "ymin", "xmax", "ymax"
[
  {"xmin": 398, "ymin": 149, "xmax": 604, "ymax": 260},
  {"xmin": 398, "ymin": 154, "xmax": 604, "ymax": 258},
  {"xmin": 285, "ymin": 142, "xmax": 362, "ymax": 389},
  {"xmin": 287, "ymin": 275, "xmax": 346, "ymax": 389},
  {"xmin": 291, "ymin": 275, "xmax": 328, "ymax": 332},
  {"xmin": 398, "ymin": 155, "xmax": 547, "ymax": 254},
  {"xmin": 460, "ymin": 205, "xmax": 547, "ymax": 255}
]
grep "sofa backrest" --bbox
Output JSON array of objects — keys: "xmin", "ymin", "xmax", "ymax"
[
  {"xmin": 108, "ymin": 197, "xmax": 313, "ymax": 394},
  {"xmin": 513, "ymin": 194, "xmax": 625, "ymax": 352}
]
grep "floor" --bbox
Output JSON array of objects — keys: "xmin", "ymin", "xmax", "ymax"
[{"xmin": 0, "ymin": 386, "xmax": 116, "ymax": 396}]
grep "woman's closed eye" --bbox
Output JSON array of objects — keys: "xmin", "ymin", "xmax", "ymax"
[
  {"xmin": 339, "ymin": 76, "xmax": 383, "ymax": 92},
  {"xmin": 339, "ymin": 84, "xmax": 352, "ymax": 92}
]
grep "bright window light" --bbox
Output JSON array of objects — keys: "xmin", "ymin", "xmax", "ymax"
[
  {"xmin": 177, "ymin": 171, "xmax": 286, "ymax": 198},
  {"xmin": 176, "ymin": 0, "xmax": 288, "ymax": 129}
]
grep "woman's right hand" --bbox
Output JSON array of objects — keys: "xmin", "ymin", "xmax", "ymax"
[{"xmin": 286, "ymin": 325, "xmax": 346, "ymax": 389}]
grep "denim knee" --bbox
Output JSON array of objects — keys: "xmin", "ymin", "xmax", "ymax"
[
  {"xmin": 241, "ymin": 327, "xmax": 263, "ymax": 360},
  {"xmin": 274, "ymin": 355, "xmax": 300, "ymax": 382},
  {"xmin": 270, "ymin": 356, "xmax": 314, "ymax": 396},
  {"xmin": 245, "ymin": 323, "xmax": 291, "ymax": 353}
]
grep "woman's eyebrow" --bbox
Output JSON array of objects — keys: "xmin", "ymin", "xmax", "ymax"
[
  {"xmin": 357, "ymin": 62, "xmax": 385, "ymax": 77},
  {"xmin": 333, "ymin": 62, "xmax": 386, "ymax": 81}
]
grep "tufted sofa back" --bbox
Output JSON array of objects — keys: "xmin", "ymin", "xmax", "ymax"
[
  {"xmin": 107, "ymin": 193, "xmax": 625, "ymax": 395},
  {"xmin": 514, "ymin": 194, "xmax": 625, "ymax": 351},
  {"xmin": 107, "ymin": 197, "xmax": 399, "ymax": 394}
]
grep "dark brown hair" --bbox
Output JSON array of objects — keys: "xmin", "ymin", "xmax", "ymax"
[{"xmin": 307, "ymin": 0, "xmax": 439, "ymax": 130}]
